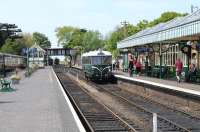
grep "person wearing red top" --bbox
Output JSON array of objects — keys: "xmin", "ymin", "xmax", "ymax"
[
  {"xmin": 175, "ymin": 58, "xmax": 183, "ymax": 83},
  {"xmin": 135, "ymin": 59, "xmax": 142, "ymax": 76}
]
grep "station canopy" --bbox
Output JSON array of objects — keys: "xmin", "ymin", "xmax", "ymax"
[{"xmin": 117, "ymin": 9, "xmax": 200, "ymax": 49}]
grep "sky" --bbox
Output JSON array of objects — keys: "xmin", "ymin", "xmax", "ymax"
[{"xmin": 1, "ymin": 0, "xmax": 200, "ymax": 48}]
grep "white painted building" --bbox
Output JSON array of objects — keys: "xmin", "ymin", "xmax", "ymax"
[{"xmin": 29, "ymin": 44, "xmax": 46, "ymax": 68}]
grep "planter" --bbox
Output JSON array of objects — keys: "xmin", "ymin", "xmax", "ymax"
[{"xmin": 12, "ymin": 79, "xmax": 20, "ymax": 84}]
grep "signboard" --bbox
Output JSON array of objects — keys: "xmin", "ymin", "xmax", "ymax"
[
  {"xmin": 196, "ymin": 41, "xmax": 200, "ymax": 51},
  {"xmin": 136, "ymin": 47, "xmax": 151, "ymax": 53},
  {"xmin": 21, "ymin": 48, "xmax": 37, "ymax": 56},
  {"xmin": 181, "ymin": 45, "xmax": 191, "ymax": 56}
]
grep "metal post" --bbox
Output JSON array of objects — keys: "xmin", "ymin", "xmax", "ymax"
[
  {"xmin": 27, "ymin": 48, "xmax": 29, "ymax": 75},
  {"xmin": 153, "ymin": 113, "xmax": 157, "ymax": 132},
  {"xmin": 3, "ymin": 54, "xmax": 6, "ymax": 78},
  {"xmin": 47, "ymin": 50, "xmax": 49, "ymax": 66}
]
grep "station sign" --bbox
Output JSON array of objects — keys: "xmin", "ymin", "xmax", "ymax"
[{"xmin": 136, "ymin": 47, "xmax": 151, "ymax": 53}]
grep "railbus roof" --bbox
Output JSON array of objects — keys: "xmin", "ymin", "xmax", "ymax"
[{"xmin": 82, "ymin": 50, "xmax": 112, "ymax": 57}]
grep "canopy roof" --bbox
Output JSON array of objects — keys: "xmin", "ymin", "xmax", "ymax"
[
  {"xmin": 30, "ymin": 44, "xmax": 46, "ymax": 53},
  {"xmin": 118, "ymin": 10, "xmax": 200, "ymax": 49}
]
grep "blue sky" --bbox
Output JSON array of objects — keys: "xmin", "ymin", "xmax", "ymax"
[{"xmin": 1, "ymin": 0, "xmax": 199, "ymax": 47}]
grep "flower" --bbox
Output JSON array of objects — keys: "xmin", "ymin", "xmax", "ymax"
[{"xmin": 10, "ymin": 74, "xmax": 21, "ymax": 80}]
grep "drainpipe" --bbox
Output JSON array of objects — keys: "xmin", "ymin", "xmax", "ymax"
[{"xmin": 159, "ymin": 43, "xmax": 162, "ymax": 79}]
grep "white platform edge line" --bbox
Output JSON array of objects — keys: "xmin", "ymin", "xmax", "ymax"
[
  {"xmin": 51, "ymin": 68, "xmax": 86, "ymax": 132},
  {"xmin": 115, "ymin": 75, "xmax": 200, "ymax": 96}
]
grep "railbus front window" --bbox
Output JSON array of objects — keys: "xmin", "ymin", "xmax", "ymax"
[
  {"xmin": 102, "ymin": 56, "xmax": 112, "ymax": 65},
  {"xmin": 91, "ymin": 56, "xmax": 101, "ymax": 65}
]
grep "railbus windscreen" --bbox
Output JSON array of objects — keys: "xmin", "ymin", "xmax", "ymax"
[{"xmin": 91, "ymin": 56, "xmax": 112, "ymax": 65}]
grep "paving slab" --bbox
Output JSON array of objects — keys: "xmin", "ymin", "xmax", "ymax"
[
  {"xmin": 114, "ymin": 71, "xmax": 200, "ymax": 96},
  {"xmin": 0, "ymin": 67, "xmax": 82, "ymax": 132}
]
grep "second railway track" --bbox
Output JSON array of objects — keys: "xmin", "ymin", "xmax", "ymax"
[{"xmin": 66, "ymin": 66, "xmax": 200, "ymax": 132}]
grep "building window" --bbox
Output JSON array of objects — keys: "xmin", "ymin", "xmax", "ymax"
[{"xmin": 154, "ymin": 44, "xmax": 187, "ymax": 66}]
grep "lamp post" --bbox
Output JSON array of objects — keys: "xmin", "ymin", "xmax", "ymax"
[
  {"xmin": 121, "ymin": 21, "xmax": 129, "ymax": 38},
  {"xmin": 27, "ymin": 48, "xmax": 30, "ymax": 75}
]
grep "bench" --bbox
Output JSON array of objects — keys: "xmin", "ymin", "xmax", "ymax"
[
  {"xmin": 151, "ymin": 67, "xmax": 160, "ymax": 78},
  {"xmin": 150, "ymin": 66, "xmax": 169, "ymax": 78},
  {"xmin": 0, "ymin": 79, "xmax": 11, "ymax": 89},
  {"xmin": 190, "ymin": 71, "xmax": 200, "ymax": 83}
]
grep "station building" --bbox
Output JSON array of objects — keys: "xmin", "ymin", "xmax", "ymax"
[
  {"xmin": 117, "ymin": 10, "xmax": 200, "ymax": 77},
  {"xmin": 29, "ymin": 44, "xmax": 46, "ymax": 68}
]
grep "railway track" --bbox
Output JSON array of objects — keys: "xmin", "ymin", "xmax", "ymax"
[
  {"xmin": 54, "ymin": 67, "xmax": 138, "ymax": 132},
  {"xmin": 66, "ymin": 67, "xmax": 200, "ymax": 132}
]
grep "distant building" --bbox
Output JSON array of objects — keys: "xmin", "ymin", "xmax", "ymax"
[{"xmin": 29, "ymin": 44, "xmax": 46, "ymax": 68}]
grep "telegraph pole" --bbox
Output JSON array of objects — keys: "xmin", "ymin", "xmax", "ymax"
[
  {"xmin": 191, "ymin": 5, "xmax": 199, "ymax": 13},
  {"xmin": 121, "ymin": 21, "xmax": 129, "ymax": 38}
]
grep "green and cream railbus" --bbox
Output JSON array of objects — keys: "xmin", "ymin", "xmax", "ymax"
[{"xmin": 81, "ymin": 50, "xmax": 112, "ymax": 80}]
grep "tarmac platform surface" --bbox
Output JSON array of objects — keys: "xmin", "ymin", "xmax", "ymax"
[
  {"xmin": 0, "ymin": 67, "xmax": 83, "ymax": 132},
  {"xmin": 114, "ymin": 71, "xmax": 200, "ymax": 97}
]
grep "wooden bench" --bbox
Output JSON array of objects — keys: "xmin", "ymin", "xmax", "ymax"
[{"xmin": 0, "ymin": 79, "xmax": 11, "ymax": 89}]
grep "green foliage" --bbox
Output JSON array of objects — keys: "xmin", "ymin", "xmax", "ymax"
[
  {"xmin": 21, "ymin": 33, "xmax": 34, "ymax": 47},
  {"xmin": 33, "ymin": 32, "xmax": 51, "ymax": 49},
  {"xmin": 54, "ymin": 58, "xmax": 60, "ymax": 65},
  {"xmin": 82, "ymin": 31, "xmax": 104, "ymax": 52},
  {"xmin": 0, "ymin": 32, "xmax": 51, "ymax": 55},
  {"xmin": 55, "ymin": 26, "xmax": 78, "ymax": 47},
  {"xmin": 0, "ymin": 39, "xmax": 26, "ymax": 55},
  {"xmin": 55, "ymin": 26, "xmax": 104, "ymax": 53},
  {"xmin": 105, "ymin": 11, "xmax": 187, "ymax": 58},
  {"xmin": 148, "ymin": 12, "xmax": 187, "ymax": 27}
]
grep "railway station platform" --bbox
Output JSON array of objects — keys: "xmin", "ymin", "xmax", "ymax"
[
  {"xmin": 0, "ymin": 67, "xmax": 84, "ymax": 132},
  {"xmin": 113, "ymin": 71, "xmax": 200, "ymax": 97}
]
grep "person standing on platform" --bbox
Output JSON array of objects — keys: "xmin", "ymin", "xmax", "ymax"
[
  {"xmin": 175, "ymin": 58, "xmax": 183, "ymax": 83},
  {"xmin": 128, "ymin": 52, "xmax": 133, "ymax": 76},
  {"xmin": 135, "ymin": 59, "xmax": 142, "ymax": 76},
  {"xmin": 189, "ymin": 63, "xmax": 196, "ymax": 81}
]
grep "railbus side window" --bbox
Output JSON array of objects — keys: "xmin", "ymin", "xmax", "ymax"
[{"xmin": 82, "ymin": 57, "xmax": 91, "ymax": 64}]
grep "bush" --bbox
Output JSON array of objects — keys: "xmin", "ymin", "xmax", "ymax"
[
  {"xmin": 25, "ymin": 64, "xmax": 39, "ymax": 77},
  {"xmin": 54, "ymin": 58, "xmax": 60, "ymax": 65}
]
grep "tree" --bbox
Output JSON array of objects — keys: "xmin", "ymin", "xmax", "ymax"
[
  {"xmin": 82, "ymin": 30, "xmax": 104, "ymax": 52},
  {"xmin": 137, "ymin": 20, "xmax": 149, "ymax": 31},
  {"xmin": 104, "ymin": 11, "xmax": 187, "ymax": 58},
  {"xmin": 20, "ymin": 33, "xmax": 34, "ymax": 47},
  {"xmin": 0, "ymin": 33, "xmax": 34, "ymax": 55},
  {"xmin": 55, "ymin": 26, "xmax": 104, "ymax": 53},
  {"xmin": 32, "ymin": 32, "xmax": 51, "ymax": 49},
  {"xmin": 55, "ymin": 26, "xmax": 77, "ymax": 47},
  {"xmin": 0, "ymin": 39, "xmax": 26, "ymax": 55},
  {"xmin": 148, "ymin": 12, "xmax": 187, "ymax": 27},
  {"xmin": 54, "ymin": 58, "xmax": 60, "ymax": 65},
  {"xmin": 0, "ymin": 23, "xmax": 22, "ymax": 48}
]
